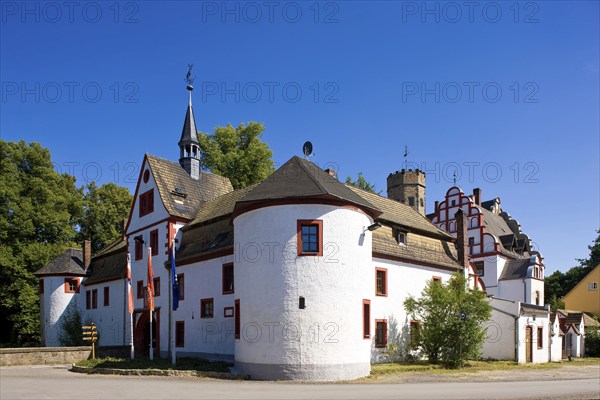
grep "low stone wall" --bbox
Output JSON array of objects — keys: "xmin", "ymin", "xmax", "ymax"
[
  {"xmin": 71, "ymin": 364, "xmax": 249, "ymax": 380},
  {"xmin": 0, "ymin": 346, "xmax": 91, "ymax": 366}
]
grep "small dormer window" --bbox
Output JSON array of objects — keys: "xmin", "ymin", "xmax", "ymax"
[
  {"xmin": 589, "ymin": 282, "xmax": 598, "ymax": 291},
  {"xmin": 452, "ymin": 200, "xmax": 456, "ymax": 206},
  {"xmin": 408, "ymin": 197, "xmax": 415, "ymax": 206},
  {"xmin": 397, "ymin": 231, "xmax": 407, "ymax": 246}
]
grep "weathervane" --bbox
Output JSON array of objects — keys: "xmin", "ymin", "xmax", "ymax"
[
  {"xmin": 403, "ymin": 145, "xmax": 409, "ymax": 169},
  {"xmin": 453, "ymin": 171, "xmax": 457, "ymax": 185},
  {"xmin": 185, "ymin": 64, "xmax": 195, "ymax": 90}
]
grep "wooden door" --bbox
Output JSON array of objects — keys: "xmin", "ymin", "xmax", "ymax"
[{"xmin": 525, "ymin": 326, "xmax": 533, "ymax": 363}]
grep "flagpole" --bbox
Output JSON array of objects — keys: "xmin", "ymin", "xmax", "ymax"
[
  {"xmin": 147, "ymin": 246, "xmax": 154, "ymax": 361},
  {"xmin": 126, "ymin": 252, "xmax": 135, "ymax": 360},
  {"xmin": 170, "ymin": 242, "xmax": 179, "ymax": 366}
]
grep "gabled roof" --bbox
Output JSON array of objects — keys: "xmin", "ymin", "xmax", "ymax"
[
  {"xmin": 234, "ymin": 156, "xmax": 381, "ymax": 217},
  {"xmin": 34, "ymin": 248, "xmax": 87, "ymax": 276},
  {"xmin": 347, "ymin": 186, "xmax": 453, "ymax": 240},
  {"xmin": 84, "ymin": 238, "xmax": 127, "ymax": 286},
  {"xmin": 146, "ymin": 154, "xmax": 233, "ymax": 219},
  {"xmin": 563, "ymin": 264, "xmax": 600, "ymax": 300}
]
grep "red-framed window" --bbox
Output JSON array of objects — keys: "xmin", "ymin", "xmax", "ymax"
[
  {"xmin": 91, "ymin": 289, "xmax": 98, "ymax": 309},
  {"xmin": 153, "ymin": 277, "xmax": 161, "ymax": 297},
  {"xmin": 177, "ymin": 274, "xmax": 184, "ymax": 300},
  {"xmin": 137, "ymin": 280, "xmax": 144, "ymax": 299},
  {"xmin": 297, "ymin": 220, "xmax": 323, "ymax": 256},
  {"xmin": 375, "ymin": 268, "xmax": 387, "ymax": 296},
  {"xmin": 234, "ymin": 299, "xmax": 240, "ymax": 339},
  {"xmin": 432, "ymin": 276, "xmax": 442, "ymax": 284},
  {"xmin": 150, "ymin": 229, "xmax": 159, "ymax": 256},
  {"xmin": 64, "ymin": 278, "xmax": 80, "ymax": 293},
  {"xmin": 410, "ymin": 320, "xmax": 421, "ymax": 346},
  {"xmin": 375, "ymin": 319, "xmax": 388, "ymax": 348},
  {"xmin": 537, "ymin": 327, "xmax": 543, "ymax": 349},
  {"xmin": 103, "ymin": 286, "xmax": 110, "ymax": 306},
  {"xmin": 363, "ymin": 299, "xmax": 371, "ymax": 339},
  {"xmin": 222, "ymin": 263, "xmax": 234, "ymax": 294},
  {"xmin": 176, "ymin": 321, "xmax": 185, "ymax": 347},
  {"xmin": 135, "ymin": 235, "xmax": 143, "ymax": 260},
  {"xmin": 224, "ymin": 306, "xmax": 234, "ymax": 318},
  {"xmin": 86, "ymin": 290, "xmax": 91, "ymax": 310},
  {"xmin": 139, "ymin": 189, "xmax": 154, "ymax": 217},
  {"xmin": 201, "ymin": 298, "xmax": 214, "ymax": 319},
  {"xmin": 38, "ymin": 279, "xmax": 44, "ymax": 294}
]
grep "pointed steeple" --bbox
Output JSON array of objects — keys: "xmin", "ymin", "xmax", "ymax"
[{"xmin": 179, "ymin": 66, "xmax": 201, "ymax": 180}]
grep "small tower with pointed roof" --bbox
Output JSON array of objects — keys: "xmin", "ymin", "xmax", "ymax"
[{"xmin": 179, "ymin": 74, "xmax": 201, "ymax": 180}]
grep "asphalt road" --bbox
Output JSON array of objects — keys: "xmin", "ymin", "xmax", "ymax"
[{"xmin": 1, "ymin": 365, "xmax": 599, "ymax": 400}]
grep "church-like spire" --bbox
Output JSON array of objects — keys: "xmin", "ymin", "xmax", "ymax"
[{"xmin": 179, "ymin": 65, "xmax": 200, "ymax": 180}]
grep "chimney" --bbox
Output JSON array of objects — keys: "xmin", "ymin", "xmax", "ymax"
[
  {"xmin": 455, "ymin": 209, "xmax": 469, "ymax": 269},
  {"xmin": 83, "ymin": 240, "xmax": 92, "ymax": 270},
  {"xmin": 324, "ymin": 168, "xmax": 337, "ymax": 179},
  {"xmin": 473, "ymin": 188, "xmax": 481, "ymax": 206},
  {"xmin": 434, "ymin": 201, "xmax": 439, "ymax": 214},
  {"xmin": 121, "ymin": 219, "xmax": 127, "ymax": 239}
]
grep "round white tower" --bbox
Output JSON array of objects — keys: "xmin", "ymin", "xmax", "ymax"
[{"xmin": 230, "ymin": 156, "xmax": 381, "ymax": 381}]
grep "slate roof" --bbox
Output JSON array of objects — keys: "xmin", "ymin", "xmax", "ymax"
[
  {"xmin": 178, "ymin": 102, "xmax": 199, "ymax": 146},
  {"xmin": 347, "ymin": 186, "xmax": 454, "ymax": 240},
  {"xmin": 234, "ymin": 156, "xmax": 380, "ymax": 217},
  {"xmin": 188, "ymin": 183, "xmax": 259, "ymax": 227},
  {"xmin": 521, "ymin": 303, "xmax": 549, "ymax": 315},
  {"xmin": 34, "ymin": 248, "xmax": 87, "ymax": 276},
  {"xmin": 84, "ymin": 238, "xmax": 127, "ymax": 286},
  {"xmin": 146, "ymin": 154, "xmax": 233, "ymax": 220},
  {"xmin": 499, "ymin": 258, "xmax": 532, "ymax": 281}
]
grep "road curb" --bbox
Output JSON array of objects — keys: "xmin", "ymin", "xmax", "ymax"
[{"xmin": 70, "ymin": 364, "xmax": 250, "ymax": 380}]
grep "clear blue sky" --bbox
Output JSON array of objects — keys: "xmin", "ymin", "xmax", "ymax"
[{"xmin": 1, "ymin": 1, "xmax": 598, "ymax": 274}]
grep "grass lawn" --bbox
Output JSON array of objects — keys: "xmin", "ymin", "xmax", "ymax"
[
  {"xmin": 370, "ymin": 357, "xmax": 600, "ymax": 376},
  {"xmin": 75, "ymin": 357, "xmax": 232, "ymax": 373}
]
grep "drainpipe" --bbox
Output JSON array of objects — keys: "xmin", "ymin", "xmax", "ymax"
[{"xmin": 522, "ymin": 278, "xmax": 527, "ymax": 303}]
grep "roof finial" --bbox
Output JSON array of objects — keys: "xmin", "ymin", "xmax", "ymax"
[
  {"xmin": 185, "ymin": 64, "xmax": 195, "ymax": 105},
  {"xmin": 453, "ymin": 171, "xmax": 457, "ymax": 185},
  {"xmin": 403, "ymin": 145, "xmax": 409, "ymax": 170}
]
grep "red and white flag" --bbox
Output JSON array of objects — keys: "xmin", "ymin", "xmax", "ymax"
[
  {"xmin": 126, "ymin": 253, "xmax": 134, "ymax": 314},
  {"xmin": 146, "ymin": 247, "xmax": 155, "ymax": 311}
]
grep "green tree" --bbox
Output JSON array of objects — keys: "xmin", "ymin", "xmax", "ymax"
[
  {"xmin": 404, "ymin": 273, "xmax": 491, "ymax": 368},
  {"xmin": 0, "ymin": 140, "xmax": 83, "ymax": 344},
  {"xmin": 345, "ymin": 173, "xmax": 381, "ymax": 194},
  {"xmin": 198, "ymin": 122, "xmax": 274, "ymax": 190},
  {"xmin": 544, "ymin": 230, "xmax": 600, "ymax": 303},
  {"xmin": 77, "ymin": 182, "xmax": 132, "ymax": 253}
]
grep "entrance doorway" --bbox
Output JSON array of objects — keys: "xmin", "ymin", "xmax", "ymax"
[
  {"xmin": 525, "ymin": 326, "xmax": 533, "ymax": 363},
  {"xmin": 134, "ymin": 309, "xmax": 160, "ymax": 358}
]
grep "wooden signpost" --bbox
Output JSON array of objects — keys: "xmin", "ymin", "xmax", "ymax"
[{"xmin": 82, "ymin": 323, "xmax": 98, "ymax": 359}]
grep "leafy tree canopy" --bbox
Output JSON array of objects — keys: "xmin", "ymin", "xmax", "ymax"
[
  {"xmin": 404, "ymin": 273, "xmax": 491, "ymax": 368},
  {"xmin": 77, "ymin": 182, "xmax": 132, "ymax": 253},
  {"xmin": 198, "ymin": 122, "xmax": 274, "ymax": 190},
  {"xmin": 0, "ymin": 140, "xmax": 131, "ymax": 345},
  {"xmin": 345, "ymin": 172, "xmax": 381, "ymax": 194},
  {"xmin": 544, "ymin": 229, "xmax": 600, "ymax": 303}
]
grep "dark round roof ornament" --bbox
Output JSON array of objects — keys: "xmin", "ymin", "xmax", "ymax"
[
  {"xmin": 303, "ymin": 141, "xmax": 313, "ymax": 158},
  {"xmin": 186, "ymin": 85, "xmax": 194, "ymax": 91}
]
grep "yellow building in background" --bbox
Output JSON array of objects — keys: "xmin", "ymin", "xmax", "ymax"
[{"xmin": 563, "ymin": 264, "xmax": 600, "ymax": 318}]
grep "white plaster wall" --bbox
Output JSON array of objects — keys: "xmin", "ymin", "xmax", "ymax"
[
  {"xmin": 498, "ymin": 279, "xmax": 527, "ymax": 303},
  {"xmin": 41, "ymin": 276, "xmax": 84, "ymax": 347},
  {"xmin": 476, "ymin": 254, "xmax": 500, "ymax": 296},
  {"xmin": 549, "ymin": 317, "xmax": 562, "ymax": 361},
  {"xmin": 233, "ymin": 204, "xmax": 374, "ymax": 381},
  {"xmin": 126, "ymin": 162, "xmax": 170, "ymax": 235},
  {"xmin": 170, "ymin": 254, "xmax": 236, "ymax": 358},
  {"xmin": 83, "ymin": 279, "xmax": 126, "ymax": 346},
  {"xmin": 370, "ymin": 258, "xmax": 454, "ymax": 362},
  {"xmin": 516, "ymin": 315, "xmax": 549, "ymax": 363},
  {"xmin": 482, "ymin": 307, "xmax": 517, "ymax": 360},
  {"xmin": 529, "ymin": 279, "xmax": 545, "ymax": 305}
]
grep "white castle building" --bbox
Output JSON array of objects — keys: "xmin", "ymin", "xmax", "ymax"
[{"xmin": 35, "ymin": 85, "xmax": 555, "ymax": 380}]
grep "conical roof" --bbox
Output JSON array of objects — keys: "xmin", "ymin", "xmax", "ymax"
[{"xmin": 234, "ymin": 156, "xmax": 381, "ymax": 217}]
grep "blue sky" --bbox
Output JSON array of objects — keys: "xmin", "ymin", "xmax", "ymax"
[{"xmin": 1, "ymin": 1, "xmax": 598, "ymax": 273}]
